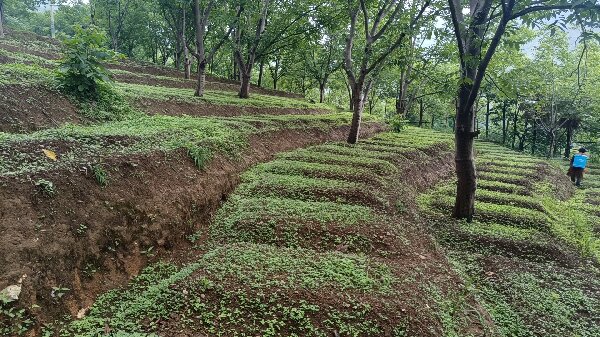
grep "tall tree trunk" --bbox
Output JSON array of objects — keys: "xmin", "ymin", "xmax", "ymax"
[
  {"xmin": 512, "ymin": 105, "xmax": 518, "ymax": 149},
  {"xmin": 347, "ymin": 83, "xmax": 365, "ymax": 144},
  {"xmin": 182, "ymin": 7, "xmax": 191, "ymax": 79},
  {"xmin": 548, "ymin": 132, "xmax": 556, "ymax": 158},
  {"xmin": 273, "ymin": 77, "xmax": 277, "ymax": 90},
  {"xmin": 502, "ymin": 101, "xmax": 507, "ymax": 144},
  {"xmin": 485, "ymin": 99, "xmax": 490, "ymax": 138},
  {"xmin": 431, "ymin": 114, "xmax": 435, "ymax": 129},
  {"xmin": 453, "ymin": 85, "xmax": 477, "ymax": 221},
  {"xmin": 564, "ymin": 122, "xmax": 573, "ymax": 158},
  {"xmin": 531, "ymin": 126, "xmax": 537, "ymax": 155},
  {"xmin": 0, "ymin": 0, "xmax": 5, "ymax": 38},
  {"xmin": 396, "ymin": 63, "xmax": 413, "ymax": 116},
  {"xmin": 195, "ymin": 61, "xmax": 206, "ymax": 96},
  {"xmin": 418, "ymin": 99, "xmax": 424, "ymax": 127},
  {"xmin": 232, "ymin": 52, "xmax": 238, "ymax": 81},
  {"xmin": 239, "ymin": 72, "xmax": 251, "ymax": 98},
  {"xmin": 319, "ymin": 82, "xmax": 325, "ymax": 104},
  {"xmin": 258, "ymin": 60, "xmax": 264, "ymax": 87},
  {"xmin": 90, "ymin": 0, "xmax": 95, "ymax": 24},
  {"xmin": 519, "ymin": 117, "xmax": 528, "ymax": 151}
]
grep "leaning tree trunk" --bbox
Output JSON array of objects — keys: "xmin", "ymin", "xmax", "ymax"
[
  {"xmin": 347, "ymin": 84, "xmax": 365, "ymax": 144},
  {"xmin": 195, "ymin": 60, "xmax": 206, "ymax": 97}
]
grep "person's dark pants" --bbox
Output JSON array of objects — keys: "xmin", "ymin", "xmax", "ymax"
[{"xmin": 571, "ymin": 167, "xmax": 584, "ymax": 186}]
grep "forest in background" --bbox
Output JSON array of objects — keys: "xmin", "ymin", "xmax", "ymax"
[
  {"xmin": 1, "ymin": 0, "xmax": 600, "ymax": 220},
  {"xmin": 1, "ymin": 0, "xmax": 599, "ymax": 160}
]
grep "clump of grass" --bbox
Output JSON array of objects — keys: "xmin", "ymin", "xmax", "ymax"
[
  {"xmin": 92, "ymin": 164, "xmax": 109, "ymax": 187},
  {"xmin": 187, "ymin": 146, "xmax": 212, "ymax": 170}
]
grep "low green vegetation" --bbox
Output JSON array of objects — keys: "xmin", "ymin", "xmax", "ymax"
[
  {"xmin": 0, "ymin": 112, "xmax": 371, "ymax": 177},
  {"xmin": 38, "ymin": 128, "xmax": 458, "ymax": 336},
  {"xmin": 117, "ymin": 82, "xmax": 332, "ymax": 110},
  {"xmin": 420, "ymin": 140, "xmax": 600, "ymax": 336}
]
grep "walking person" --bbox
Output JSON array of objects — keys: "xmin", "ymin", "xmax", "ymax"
[{"xmin": 568, "ymin": 147, "xmax": 589, "ymax": 187}]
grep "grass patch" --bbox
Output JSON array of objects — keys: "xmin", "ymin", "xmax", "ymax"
[
  {"xmin": 64, "ymin": 244, "xmax": 393, "ymax": 336},
  {"xmin": 277, "ymin": 150, "xmax": 397, "ymax": 176},
  {"xmin": 117, "ymin": 82, "xmax": 333, "ymax": 110},
  {"xmin": 209, "ymin": 195, "xmax": 381, "ymax": 248}
]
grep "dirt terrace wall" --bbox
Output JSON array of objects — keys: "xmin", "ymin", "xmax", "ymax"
[{"xmin": 0, "ymin": 123, "xmax": 386, "ymax": 324}]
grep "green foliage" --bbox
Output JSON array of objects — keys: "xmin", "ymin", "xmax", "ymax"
[
  {"xmin": 117, "ymin": 83, "xmax": 332, "ymax": 110},
  {"xmin": 0, "ymin": 63, "xmax": 56, "ymax": 86},
  {"xmin": 79, "ymin": 83, "xmax": 141, "ymax": 121},
  {"xmin": 57, "ymin": 25, "xmax": 117, "ymax": 98},
  {"xmin": 35, "ymin": 178, "xmax": 56, "ymax": 197},
  {"xmin": 92, "ymin": 164, "xmax": 108, "ymax": 187},
  {"xmin": 187, "ymin": 146, "xmax": 212, "ymax": 170}
]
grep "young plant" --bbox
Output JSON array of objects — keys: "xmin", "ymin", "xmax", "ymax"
[
  {"xmin": 92, "ymin": 164, "xmax": 108, "ymax": 187},
  {"xmin": 35, "ymin": 179, "xmax": 57, "ymax": 197},
  {"xmin": 57, "ymin": 25, "xmax": 118, "ymax": 98}
]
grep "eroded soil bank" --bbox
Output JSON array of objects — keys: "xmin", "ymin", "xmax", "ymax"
[{"xmin": 0, "ymin": 123, "xmax": 385, "ymax": 325}]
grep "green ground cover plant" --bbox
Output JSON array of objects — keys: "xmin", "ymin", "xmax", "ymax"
[
  {"xmin": 477, "ymin": 179, "xmax": 529, "ymax": 194},
  {"xmin": 117, "ymin": 82, "xmax": 332, "ymax": 110},
  {"xmin": 45, "ymin": 128, "xmax": 453, "ymax": 336},
  {"xmin": 277, "ymin": 150, "xmax": 398, "ymax": 176},
  {"xmin": 420, "ymin": 140, "xmax": 600, "ymax": 336},
  {"xmin": 0, "ymin": 112, "xmax": 365, "ymax": 177},
  {"xmin": 62, "ymin": 243, "xmax": 394, "ymax": 336},
  {"xmin": 251, "ymin": 159, "xmax": 388, "ymax": 186}
]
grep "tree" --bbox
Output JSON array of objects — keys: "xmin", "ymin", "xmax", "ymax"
[
  {"xmin": 57, "ymin": 25, "xmax": 117, "ymax": 97},
  {"xmin": 191, "ymin": 0, "xmax": 239, "ymax": 96},
  {"xmin": 304, "ymin": 13, "xmax": 344, "ymax": 103},
  {"xmin": 232, "ymin": 0, "xmax": 313, "ymax": 98},
  {"xmin": 446, "ymin": 0, "xmax": 600, "ymax": 220},
  {"xmin": 342, "ymin": 0, "xmax": 433, "ymax": 144}
]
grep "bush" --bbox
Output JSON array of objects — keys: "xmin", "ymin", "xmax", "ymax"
[{"xmin": 57, "ymin": 25, "xmax": 117, "ymax": 98}]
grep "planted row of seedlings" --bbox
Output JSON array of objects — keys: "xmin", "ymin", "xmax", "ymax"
[
  {"xmin": 42, "ymin": 128, "xmax": 467, "ymax": 337},
  {"xmin": 420, "ymin": 141, "xmax": 600, "ymax": 336}
]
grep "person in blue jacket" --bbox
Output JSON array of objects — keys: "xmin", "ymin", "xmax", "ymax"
[{"xmin": 569, "ymin": 147, "xmax": 589, "ymax": 187}]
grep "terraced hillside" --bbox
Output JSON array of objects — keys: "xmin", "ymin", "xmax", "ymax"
[
  {"xmin": 0, "ymin": 30, "xmax": 390, "ymax": 335},
  {"xmin": 12, "ymin": 128, "xmax": 494, "ymax": 337},
  {"xmin": 421, "ymin": 142, "xmax": 600, "ymax": 336},
  {"xmin": 0, "ymin": 30, "xmax": 329, "ymax": 134}
]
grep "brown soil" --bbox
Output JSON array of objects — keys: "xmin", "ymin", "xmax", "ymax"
[
  {"xmin": 134, "ymin": 98, "xmax": 330, "ymax": 117},
  {"xmin": 0, "ymin": 84, "xmax": 85, "ymax": 133},
  {"xmin": 0, "ymin": 123, "xmax": 386, "ymax": 326}
]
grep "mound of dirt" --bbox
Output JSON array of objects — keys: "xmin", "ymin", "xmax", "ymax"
[{"xmin": 0, "ymin": 84, "xmax": 85, "ymax": 133}]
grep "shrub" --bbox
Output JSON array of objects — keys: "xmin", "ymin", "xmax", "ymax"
[{"xmin": 57, "ymin": 25, "xmax": 117, "ymax": 98}]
